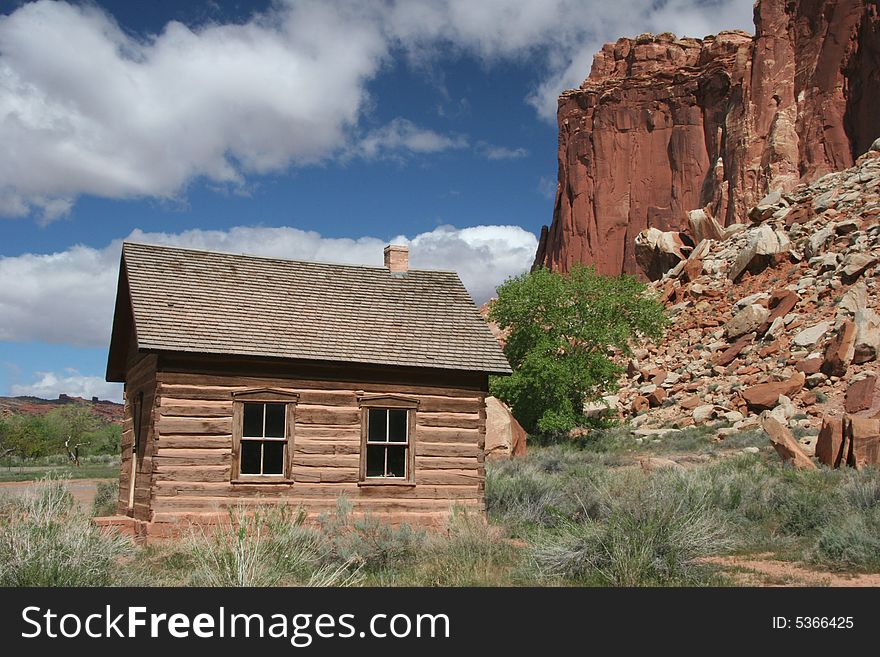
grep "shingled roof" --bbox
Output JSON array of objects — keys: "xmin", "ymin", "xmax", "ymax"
[{"xmin": 107, "ymin": 242, "xmax": 511, "ymax": 380}]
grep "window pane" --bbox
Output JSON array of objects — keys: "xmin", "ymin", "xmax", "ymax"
[
  {"xmin": 386, "ymin": 445, "xmax": 407, "ymax": 478},
  {"xmin": 240, "ymin": 441, "xmax": 262, "ymax": 475},
  {"xmin": 264, "ymin": 403, "xmax": 286, "ymax": 438},
  {"xmin": 368, "ymin": 409, "xmax": 387, "ymax": 442},
  {"xmin": 366, "ymin": 445, "xmax": 385, "ymax": 477},
  {"xmin": 388, "ymin": 409, "xmax": 408, "ymax": 442},
  {"xmin": 243, "ymin": 403, "xmax": 263, "ymax": 437},
  {"xmin": 262, "ymin": 441, "xmax": 285, "ymax": 475}
]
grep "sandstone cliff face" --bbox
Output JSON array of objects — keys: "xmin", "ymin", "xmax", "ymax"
[{"xmin": 534, "ymin": 0, "xmax": 880, "ymax": 278}]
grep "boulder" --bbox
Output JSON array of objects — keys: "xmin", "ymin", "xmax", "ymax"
[
  {"xmin": 761, "ymin": 414, "xmax": 817, "ymax": 470},
  {"xmin": 634, "ymin": 228, "xmax": 690, "ymax": 280},
  {"xmin": 791, "ymin": 321, "xmax": 832, "ymax": 348},
  {"xmin": 847, "ymin": 417, "xmax": 880, "ymax": 470},
  {"xmin": 647, "ymin": 387, "xmax": 666, "ymax": 407},
  {"xmin": 484, "ymin": 396, "xmax": 527, "ymax": 460},
  {"xmin": 795, "ymin": 357, "xmax": 824, "ymax": 375},
  {"xmin": 688, "ymin": 208, "xmax": 725, "ymax": 243},
  {"xmin": 741, "ymin": 371, "xmax": 805, "ymax": 412},
  {"xmin": 840, "ymin": 251, "xmax": 879, "ymax": 282},
  {"xmin": 816, "ymin": 417, "xmax": 845, "ymax": 467},
  {"xmin": 725, "ymin": 304, "xmax": 770, "ymax": 339},
  {"xmin": 853, "ymin": 309, "xmax": 880, "ymax": 364},
  {"xmin": 631, "ymin": 396, "xmax": 650, "ymax": 413},
  {"xmin": 713, "ymin": 333, "xmax": 753, "ymax": 366},
  {"xmin": 839, "ymin": 281, "xmax": 867, "ymax": 315},
  {"xmin": 639, "ymin": 457, "xmax": 685, "ymax": 472},
  {"xmin": 692, "ymin": 404, "xmax": 716, "ymax": 424},
  {"xmin": 845, "ymin": 374, "xmax": 877, "ymax": 414},
  {"xmin": 821, "ymin": 320, "xmax": 856, "ymax": 376}
]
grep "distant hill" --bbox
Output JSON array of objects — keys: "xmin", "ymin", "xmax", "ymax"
[{"xmin": 0, "ymin": 395, "xmax": 123, "ymax": 424}]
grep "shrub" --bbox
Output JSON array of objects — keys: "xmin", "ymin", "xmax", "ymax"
[
  {"xmin": 811, "ymin": 511, "xmax": 880, "ymax": 571},
  {"xmin": 318, "ymin": 498, "xmax": 426, "ymax": 573},
  {"xmin": 486, "ymin": 448, "xmax": 606, "ymax": 527},
  {"xmin": 186, "ymin": 505, "xmax": 348, "ymax": 587},
  {"xmin": 531, "ymin": 476, "xmax": 730, "ymax": 585},
  {"xmin": 0, "ymin": 480, "xmax": 132, "ymax": 586},
  {"xmin": 92, "ymin": 480, "xmax": 119, "ymax": 517}
]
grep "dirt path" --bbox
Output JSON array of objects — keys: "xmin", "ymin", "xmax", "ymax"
[
  {"xmin": 0, "ymin": 479, "xmax": 109, "ymax": 510},
  {"xmin": 702, "ymin": 554, "xmax": 880, "ymax": 587}
]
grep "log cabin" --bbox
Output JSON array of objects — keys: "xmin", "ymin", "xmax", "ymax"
[{"xmin": 99, "ymin": 241, "xmax": 511, "ymax": 539}]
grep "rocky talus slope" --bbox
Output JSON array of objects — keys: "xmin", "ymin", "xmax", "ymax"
[
  {"xmin": 614, "ymin": 140, "xmax": 880, "ymax": 468},
  {"xmin": 534, "ymin": 0, "xmax": 880, "ymax": 278}
]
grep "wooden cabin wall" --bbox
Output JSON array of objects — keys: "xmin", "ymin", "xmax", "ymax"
[
  {"xmin": 148, "ymin": 363, "xmax": 488, "ymax": 525},
  {"xmin": 116, "ymin": 354, "xmax": 158, "ymax": 520}
]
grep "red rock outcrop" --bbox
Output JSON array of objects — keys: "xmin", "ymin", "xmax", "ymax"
[{"xmin": 534, "ymin": 0, "xmax": 880, "ymax": 278}]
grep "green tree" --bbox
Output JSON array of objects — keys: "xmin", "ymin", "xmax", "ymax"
[{"xmin": 488, "ymin": 264, "xmax": 667, "ymax": 434}]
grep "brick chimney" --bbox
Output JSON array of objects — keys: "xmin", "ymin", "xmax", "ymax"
[{"xmin": 384, "ymin": 244, "xmax": 409, "ymax": 273}]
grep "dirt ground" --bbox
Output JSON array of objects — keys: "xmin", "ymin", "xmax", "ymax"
[
  {"xmin": 0, "ymin": 479, "xmax": 104, "ymax": 510},
  {"xmin": 701, "ymin": 554, "xmax": 880, "ymax": 587}
]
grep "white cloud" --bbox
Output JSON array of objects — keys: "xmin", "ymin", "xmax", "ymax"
[
  {"xmin": 10, "ymin": 370, "xmax": 123, "ymax": 402},
  {"xmin": 0, "ymin": 224, "xmax": 537, "ymax": 348},
  {"xmin": 355, "ymin": 118, "xmax": 468, "ymax": 160},
  {"xmin": 476, "ymin": 142, "xmax": 529, "ymax": 160},
  {"xmin": 0, "ymin": 0, "xmax": 755, "ymax": 217}
]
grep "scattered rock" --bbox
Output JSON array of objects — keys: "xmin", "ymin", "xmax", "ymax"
[
  {"xmin": 639, "ymin": 457, "xmax": 685, "ymax": 472},
  {"xmin": 821, "ymin": 320, "xmax": 856, "ymax": 377},
  {"xmin": 791, "ymin": 321, "xmax": 832, "ymax": 348},
  {"xmin": 761, "ymin": 415, "xmax": 817, "ymax": 470},
  {"xmin": 845, "ymin": 374, "xmax": 877, "ymax": 413},
  {"xmin": 852, "ymin": 309, "xmax": 880, "ymax": 364},
  {"xmin": 848, "ymin": 417, "xmax": 880, "ymax": 470},
  {"xmin": 816, "ymin": 417, "xmax": 845, "ymax": 467},
  {"xmin": 725, "ymin": 304, "xmax": 770, "ymax": 339},
  {"xmin": 741, "ymin": 371, "xmax": 805, "ymax": 412}
]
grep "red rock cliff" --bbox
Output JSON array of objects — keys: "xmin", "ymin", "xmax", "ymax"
[{"xmin": 534, "ymin": 0, "xmax": 880, "ymax": 277}]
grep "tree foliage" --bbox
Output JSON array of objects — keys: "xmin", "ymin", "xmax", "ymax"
[
  {"xmin": 0, "ymin": 405, "xmax": 120, "ymax": 461},
  {"xmin": 488, "ymin": 265, "xmax": 667, "ymax": 435}
]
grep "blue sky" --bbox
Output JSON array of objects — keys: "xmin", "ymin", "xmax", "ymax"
[{"xmin": 0, "ymin": 0, "xmax": 753, "ymax": 401}]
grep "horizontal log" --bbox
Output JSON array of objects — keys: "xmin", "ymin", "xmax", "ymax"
[
  {"xmin": 153, "ymin": 465, "xmax": 231, "ymax": 483},
  {"xmin": 157, "ymin": 417, "xmax": 231, "ymax": 435},
  {"xmin": 158, "ymin": 435, "xmax": 232, "ymax": 449},
  {"xmin": 151, "ymin": 495, "xmax": 480, "ymax": 514},
  {"xmin": 294, "ymin": 426, "xmax": 360, "ymax": 439},
  {"xmin": 417, "ymin": 396, "xmax": 484, "ymax": 413},
  {"xmin": 415, "ymin": 442, "xmax": 482, "ymax": 458},
  {"xmin": 417, "ymin": 412, "xmax": 481, "ymax": 429},
  {"xmin": 414, "ymin": 456, "xmax": 480, "ymax": 470},
  {"xmin": 292, "ymin": 466, "xmax": 358, "ymax": 483},
  {"xmin": 159, "ymin": 404, "xmax": 233, "ymax": 418},
  {"xmin": 293, "ymin": 454, "xmax": 360, "ymax": 469},
  {"xmin": 154, "ymin": 449, "xmax": 231, "ymax": 466},
  {"xmin": 296, "ymin": 406, "xmax": 359, "ymax": 425},
  {"xmin": 416, "ymin": 469, "xmax": 481, "ymax": 486},
  {"xmin": 294, "ymin": 441, "xmax": 360, "ymax": 455},
  {"xmin": 153, "ymin": 481, "xmax": 480, "ymax": 498},
  {"xmin": 416, "ymin": 426, "xmax": 481, "ymax": 444},
  {"xmin": 158, "ymin": 373, "xmax": 482, "ymax": 398}
]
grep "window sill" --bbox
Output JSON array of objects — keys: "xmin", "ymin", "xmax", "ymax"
[
  {"xmin": 358, "ymin": 479, "xmax": 416, "ymax": 487},
  {"xmin": 231, "ymin": 478, "xmax": 295, "ymax": 485}
]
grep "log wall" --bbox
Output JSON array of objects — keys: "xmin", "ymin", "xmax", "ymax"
[
  {"xmin": 139, "ymin": 361, "xmax": 488, "ymax": 526},
  {"xmin": 116, "ymin": 354, "xmax": 158, "ymax": 520}
]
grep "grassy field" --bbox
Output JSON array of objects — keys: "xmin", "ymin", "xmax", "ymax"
[
  {"xmin": 0, "ymin": 455, "xmax": 120, "ymax": 483},
  {"xmin": 1, "ymin": 427, "xmax": 878, "ymax": 587}
]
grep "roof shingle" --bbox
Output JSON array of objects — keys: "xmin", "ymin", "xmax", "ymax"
[{"xmin": 118, "ymin": 242, "xmax": 511, "ymax": 375}]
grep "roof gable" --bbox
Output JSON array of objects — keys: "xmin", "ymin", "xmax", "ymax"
[{"xmin": 107, "ymin": 242, "xmax": 511, "ymax": 380}]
